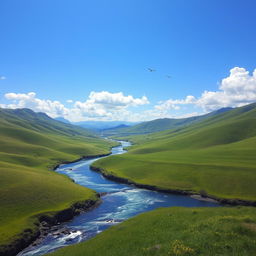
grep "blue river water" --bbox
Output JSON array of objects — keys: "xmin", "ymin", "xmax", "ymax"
[{"xmin": 18, "ymin": 141, "xmax": 219, "ymax": 256}]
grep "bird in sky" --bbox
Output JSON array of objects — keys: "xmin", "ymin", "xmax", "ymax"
[
  {"xmin": 148, "ymin": 68, "xmax": 156, "ymax": 72},
  {"xmin": 166, "ymin": 75, "xmax": 171, "ymax": 79}
]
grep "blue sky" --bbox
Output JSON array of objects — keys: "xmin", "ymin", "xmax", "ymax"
[{"xmin": 0, "ymin": 0, "xmax": 256, "ymax": 121}]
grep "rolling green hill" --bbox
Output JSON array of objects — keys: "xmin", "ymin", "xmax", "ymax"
[
  {"xmin": 93, "ymin": 103, "xmax": 256, "ymax": 202},
  {"xmin": 0, "ymin": 108, "xmax": 116, "ymax": 255},
  {"xmin": 101, "ymin": 107, "xmax": 232, "ymax": 137}
]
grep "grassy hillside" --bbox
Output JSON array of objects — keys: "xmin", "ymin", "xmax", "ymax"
[
  {"xmin": 93, "ymin": 103, "xmax": 256, "ymax": 201},
  {"xmin": 102, "ymin": 107, "xmax": 232, "ymax": 137},
  {"xmin": 0, "ymin": 108, "xmax": 116, "ymax": 254},
  {"xmin": 48, "ymin": 206, "xmax": 256, "ymax": 256}
]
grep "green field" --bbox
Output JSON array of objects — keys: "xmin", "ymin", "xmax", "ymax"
[
  {"xmin": 0, "ymin": 108, "xmax": 116, "ymax": 253},
  {"xmin": 48, "ymin": 206, "xmax": 256, "ymax": 256},
  {"xmin": 93, "ymin": 103, "xmax": 256, "ymax": 201}
]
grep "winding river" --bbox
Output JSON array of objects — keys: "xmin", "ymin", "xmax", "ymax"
[{"xmin": 18, "ymin": 141, "xmax": 219, "ymax": 256}]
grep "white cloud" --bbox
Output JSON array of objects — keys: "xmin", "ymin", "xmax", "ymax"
[
  {"xmin": 71, "ymin": 91, "xmax": 149, "ymax": 120},
  {"xmin": 155, "ymin": 95, "xmax": 196, "ymax": 112},
  {"xmin": 3, "ymin": 92, "xmax": 69, "ymax": 118},
  {"xmin": 197, "ymin": 67, "xmax": 256, "ymax": 111},
  {"xmin": 78, "ymin": 91, "xmax": 149, "ymax": 108},
  {"xmin": 1, "ymin": 67, "xmax": 255, "ymax": 122},
  {"xmin": 156, "ymin": 67, "xmax": 256, "ymax": 112},
  {"xmin": 2, "ymin": 91, "xmax": 149, "ymax": 122},
  {"xmin": 0, "ymin": 76, "xmax": 6, "ymax": 80},
  {"xmin": 5, "ymin": 92, "xmax": 36, "ymax": 100}
]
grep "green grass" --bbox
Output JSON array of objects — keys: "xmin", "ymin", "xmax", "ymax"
[
  {"xmin": 93, "ymin": 103, "xmax": 256, "ymax": 201},
  {"xmin": 0, "ymin": 108, "xmax": 116, "ymax": 251},
  {"xmin": 48, "ymin": 206, "xmax": 256, "ymax": 256}
]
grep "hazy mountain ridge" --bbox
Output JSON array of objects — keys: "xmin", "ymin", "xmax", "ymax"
[
  {"xmin": 102, "ymin": 107, "xmax": 233, "ymax": 136},
  {"xmin": 72, "ymin": 120, "xmax": 137, "ymax": 130}
]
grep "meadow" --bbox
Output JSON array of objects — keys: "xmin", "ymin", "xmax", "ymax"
[
  {"xmin": 48, "ymin": 206, "xmax": 256, "ymax": 256},
  {"xmin": 0, "ymin": 108, "xmax": 116, "ymax": 254}
]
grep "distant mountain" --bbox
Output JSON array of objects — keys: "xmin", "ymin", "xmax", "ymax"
[
  {"xmin": 54, "ymin": 116, "xmax": 70, "ymax": 123},
  {"xmin": 206, "ymin": 107, "xmax": 233, "ymax": 117},
  {"xmin": 73, "ymin": 121, "xmax": 138, "ymax": 130},
  {"xmin": 102, "ymin": 107, "xmax": 233, "ymax": 136},
  {"xmin": 102, "ymin": 124, "xmax": 130, "ymax": 131}
]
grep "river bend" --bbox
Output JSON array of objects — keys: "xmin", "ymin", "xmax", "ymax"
[{"xmin": 18, "ymin": 141, "xmax": 219, "ymax": 256}]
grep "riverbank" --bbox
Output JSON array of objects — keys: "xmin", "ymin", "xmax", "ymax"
[
  {"xmin": 0, "ymin": 110, "xmax": 117, "ymax": 256},
  {"xmin": 52, "ymin": 153, "xmax": 111, "ymax": 170},
  {"xmin": 90, "ymin": 165, "xmax": 256, "ymax": 206},
  {"xmin": 1, "ymin": 149, "xmax": 116, "ymax": 256},
  {"xmin": 51, "ymin": 140, "xmax": 121, "ymax": 171},
  {"xmin": 1, "ymin": 197, "xmax": 101, "ymax": 256},
  {"xmin": 17, "ymin": 141, "xmax": 220, "ymax": 256},
  {"xmin": 11, "ymin": 142, "xmax": 121, "ymax": 256},
  {"xmin": 47, "ymin": 206, "xmax": 256, "ymax": 256}
]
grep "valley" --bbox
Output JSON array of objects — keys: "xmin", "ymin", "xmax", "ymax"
[{"xmin": 1, "ymin": 103, "xmax": 256, "ymax": 256}]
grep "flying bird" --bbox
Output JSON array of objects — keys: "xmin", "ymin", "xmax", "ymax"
[
  {"xmin": 166, "ymin": 75, "xmax": 171, "ymax": 79},
  {"xmin": 148, "ymin": 68, "xmax": 156, "ymax": 72}
]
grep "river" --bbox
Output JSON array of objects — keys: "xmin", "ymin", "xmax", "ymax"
[{"xmin": 18, "ymin": 141, "xmax": 219, "ymax": 256}]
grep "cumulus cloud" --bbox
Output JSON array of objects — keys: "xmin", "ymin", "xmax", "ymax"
[
  {"xmin": 0, "ymin": 76, "xmax": 6, "ymax": 80},
  {"xmin": 2, "ymin": 67, "xmax": 255, "ymax": 122},
  {"xmin": 73, "ymin": 91, "xmax": 148, "ymax": 116},
  {"xmin": 81, "ymin": 91, "xmax": 148, "ymax": 108},
  {"xmin": 5, "ymin": 92, "xmax": 36, "ymax": 100},
  {"xmin": 157, "ymin": 67, "xmax": 256, "ymax": 112},
  {"xmin": 70, "ymin": 91, "xmax": 149, "ymax": 120},
  {"xmin": 2, "ymin": 91, "xmax": 149, "ymax": 122},
  {"xmin": 197, "ymin": 67, "xmax": 256, "ymax": 111},
  {"xmin": 155, "ymin": 95, "xmax": 196, "ymax": 112},
  {"xmin": 3, "ymin": 92, "xmax": 69, "ymax": 118}
]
